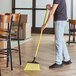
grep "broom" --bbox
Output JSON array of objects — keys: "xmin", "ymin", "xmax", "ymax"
[{"xmin": 24, "ymin": 9, "xmax": 48, "ymax": 71}]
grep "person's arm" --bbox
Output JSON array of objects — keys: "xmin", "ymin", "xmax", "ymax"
[{"xmin": 41, "ymin": 4, "xmax": 58, "ymax": 31}]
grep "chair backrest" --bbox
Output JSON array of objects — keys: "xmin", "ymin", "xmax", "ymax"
[
  {"xmin": 12, "ymin": 14, "xmax": 20, "ymax": 22},
  {"xmin": 69, "ymin": 20, "xmax": 76, "ymax": 40},
  {"xmin": 0, "ymin": 15, "xmax": 12, "ymax": 29},
  {"xmin": 69, "ymin": 20, "xmax": 76, "ymax": 25},
  {"xmin": 5, "ymin": 13, "xmax": 20, "ymax": 22},
  {"xmin": 5, "ymin": 13, "xmax": 21, "ymax": 34},
  {"xmin": 0, "ymin": 15, "xmax": 11, "ymax": 23}
]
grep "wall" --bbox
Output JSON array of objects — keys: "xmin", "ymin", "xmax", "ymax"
[
  {"xmin": 64, "ymin": 0, "xmax": 71, "ymax": 34},
  {"xmin": 73, "ymin": 0, "xmax": 76, "ymax": 19},
  {"xmin": 0, "ymin": 0, "xmax": 12, "ymax": 14}
]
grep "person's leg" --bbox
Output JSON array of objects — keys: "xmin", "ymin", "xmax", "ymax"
[
  {"xmin": 49, "ymin": 21, "xmax": 71, "ymax": 68},
  {"xmin": 62, "ymin": 21, "xmax": 70, "ymax": 62},
  {"xmin": 49, "ymin": 21, "xmax": 63, "ymax": 68},
  {"xmin": 49, "ymin": 21, "xmax": 64, "ymax": 68},
  {"xmin": 62, "ymin": 40, "xmax": 70, "ymax": 61},
  {"xmin": 55, "ymin": 21, "xmax": 64, "ymax": 65}
]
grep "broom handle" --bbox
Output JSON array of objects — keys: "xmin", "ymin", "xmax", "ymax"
[{"xmin": 34, "ymin": 9, "xmax": 48, "ymax": 58}]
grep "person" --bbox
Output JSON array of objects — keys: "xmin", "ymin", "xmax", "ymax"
[{"xmin": 41, "ymin": 0, "xmax": 72, "ymax": 68}]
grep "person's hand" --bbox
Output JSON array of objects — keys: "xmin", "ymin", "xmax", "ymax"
[
  {"xmin": 46, "ymin": 4, "xmax": 51, "ymax": 10},
  {"xmin": 41, "ymin": 24, "xmax": 47, "ymax": 31}
]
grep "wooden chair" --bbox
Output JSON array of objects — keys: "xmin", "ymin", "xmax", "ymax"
[
  {"xmin": 0, "ymin": 15, "xmax": 13, "ymax": 71},
  {"xmin": 67, "ymin": 20, "xmax": 76, "ymax": 44},
  {"xmin": 5, "ymin": 13, "xmax": 22, "ymax": 65}
]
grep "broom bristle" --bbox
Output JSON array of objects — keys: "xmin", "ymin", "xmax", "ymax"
[{"xmin": 24, "ymin": 63, "xmax": 40, "ymax": 71}]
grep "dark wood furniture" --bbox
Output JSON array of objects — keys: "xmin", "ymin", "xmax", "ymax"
[
  {"xmin": 0, "ymin": 14, "xmax": 22, "ymax": 72},
  {"xmin": 0, "ymin": 15, "xmax": 13, "ymax": 71},
  {"xmin": 5, "ymin": 13, "xmax": 22, "ymax": 65},
  {"xmin": 67, "ymin": 20, "xmax": 76, "ymax": 44}
]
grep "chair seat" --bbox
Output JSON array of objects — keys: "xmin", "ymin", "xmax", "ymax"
[{"xmin": 0, "ymin": 31, "xmax": 9, "ymax": 36}]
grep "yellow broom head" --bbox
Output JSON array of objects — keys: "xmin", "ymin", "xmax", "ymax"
[{"xmin": 24, "ymin": 62, "xmax": 40, "ymax": 71}]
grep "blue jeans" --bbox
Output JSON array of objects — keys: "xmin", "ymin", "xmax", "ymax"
[{"xmin": 55, "ymin": 21, "xmax": 70, "ymax": 64}]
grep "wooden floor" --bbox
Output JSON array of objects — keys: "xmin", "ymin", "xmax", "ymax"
[{"xmin": 1, "ymin": 34, "xmax": 76, "ymax": 76}]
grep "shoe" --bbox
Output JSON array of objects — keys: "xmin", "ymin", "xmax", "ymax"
[
  {"xmin": 49, "ymin": 63, "xmax": 63, "ymax": 69},
  {"xmin": 62, "ymin": 60, "xmax": 72, "ymax": 65}
]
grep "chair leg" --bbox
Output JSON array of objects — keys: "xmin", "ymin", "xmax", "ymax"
[
  {"xmin": 6, "ymin": 40, "xmax": 9, "ymax": 67},
  {"xmin": 0, "ymin": 68, "xmax": 1, "ymax": 76},
  {"xmin": 9, "ymin": 37, "xmax": 13, "ymax": 71},
  {"xmin": 18, "ymin": 37, "xmax": 21, "ymax": 65},
  {"xmin": 73, "ymin": 32, "xmax": 75, "ymax": 42}
]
